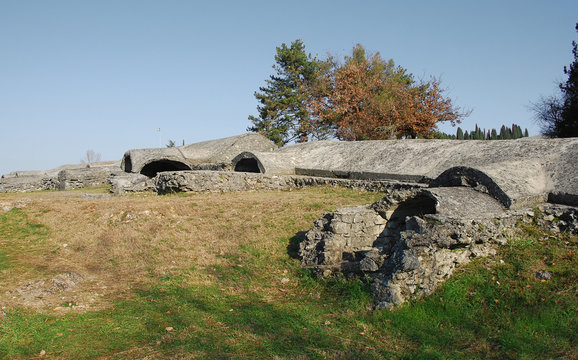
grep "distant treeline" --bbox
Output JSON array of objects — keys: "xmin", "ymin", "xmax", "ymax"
[{"xmin": 434, "ymin": 124, "xmax": 529, "ymax": 140}]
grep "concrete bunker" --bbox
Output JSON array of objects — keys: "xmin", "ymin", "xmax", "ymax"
[
  {"xmin": 232, "ymin": 152, "xmax": 264, "ymax": 173},
  {"xmin": 140, "ymin": 160, "xmax": 192, "ymax": 178}
]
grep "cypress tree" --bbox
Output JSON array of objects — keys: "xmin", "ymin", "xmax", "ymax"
[
  {"xmin": 491, "ymin": 128, "xmax": 498, "ymax": 140},
  {"xmin": 456, "ymin": 127, "xmax": 464, "ymax": 140}
]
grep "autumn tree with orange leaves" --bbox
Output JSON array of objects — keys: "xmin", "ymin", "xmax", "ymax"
[
  {"xmin": 312, "ymin": 44, "xmax": 469, "ymax": 140},
  {"xmin": 249, "ymin": 42, "xmax": 469, "ymax": 143}
]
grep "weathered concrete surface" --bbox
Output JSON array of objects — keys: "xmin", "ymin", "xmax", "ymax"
[
  {"xmin": 299, "ymin": 187, "xmax": 562, "ymax": 308},
  {"xmin": 121, "ymin": 133, "xmax": 276, "ymax": 177},
  {"xmin": 238, "ymin": 137, "xmax": 578, "ymax": 207},
  {"xmin": 152, "ymin": 170, "xmax": 423, "ymax": 194}
]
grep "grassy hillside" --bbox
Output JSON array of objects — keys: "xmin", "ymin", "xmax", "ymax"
[{"xmin": 0, "ymin": 187, "xmax": 576, "ymax": 359}]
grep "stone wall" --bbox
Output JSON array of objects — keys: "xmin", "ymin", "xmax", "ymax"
[
  {"xmin": 57, "ymin": 167, "xmax": 123, "ymax": 190},
  {"xmin": 0, "ymin": 166, "xmax": 122, "ymax": 193},
  {"xmin": 151, "ymin": 170, "xmax": 424, "ymax": 194},
  {"xmin": 0, "ymin": 176, "xmax": 57, "ymax": 193}
]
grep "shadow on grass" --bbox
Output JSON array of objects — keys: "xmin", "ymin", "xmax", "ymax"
[
  {"xmin": 287, "ymin": 231, "xmax": 307, "ymax": 259},
  {"xmin": 124, "ymin": 279, "xmax": 383, "ymax": 359}
]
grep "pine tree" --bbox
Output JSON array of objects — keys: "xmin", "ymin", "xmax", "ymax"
[{"xmin": 248, "ymin": 40, "xmax": 324, "ymax": 145}]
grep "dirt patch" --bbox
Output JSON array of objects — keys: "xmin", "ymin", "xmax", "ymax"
[{"xmin": 7, "ymin": 272, "xmax": 84, "ymax": 308}]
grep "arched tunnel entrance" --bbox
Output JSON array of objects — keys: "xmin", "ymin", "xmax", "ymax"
[
  {"xmin": 140, "ymin": 160, "xmax": 191, "ymax": 178},
  {"xmin": 234, "ymin": 158, "xmax": 261, "ymax": 173}
]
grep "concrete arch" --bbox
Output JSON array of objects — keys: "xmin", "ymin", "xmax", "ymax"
[
  {"xmin": 430, "ymin": 166, "xmax": 512, "ymax": 208},
  {"xmin": 140, "ymin": 159, "xmax": 192, "ymax": 178},
  {"xmin": 232, "ymin": 152, "xmax": 264, "ymax": 173},
  {"xmin": 231, "ymin": 151, "xmax": 296, "ymax": 175}
]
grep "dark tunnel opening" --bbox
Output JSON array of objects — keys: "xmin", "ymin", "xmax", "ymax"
[
  {"xmin": 234, "ymin": 158, "xmax": 261, "ymax": 173},
  {"xmin": 140, "ymin": 160, "xmax": 191, "ymax": 178},
  {"xmin": 122, "ymin": 155, "xmax": 132, "ymax": 173}
]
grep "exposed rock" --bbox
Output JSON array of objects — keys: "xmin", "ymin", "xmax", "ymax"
[
  {"xmin": 535, "ymin": 205, "xmax": 578, "ymax": 234},
  {"xmin": 536, "ymin": 270, "xmax": 552, "ymax": 281},
  {"xmin": 8, "ymin": 272, "xmax": 84, "ymax": 307}
]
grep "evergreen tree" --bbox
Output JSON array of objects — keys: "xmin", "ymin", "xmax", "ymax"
[
  {"xmin": 533, "ymin": 23, "xmax": 578, "ymax": 137},
  {"xmin": 248, "ymin": 40, "xmax": 325, "ymax": 145},
  {"xmin": 524, "ymin": 128, "xmax": 529, "ymax": 137},
  {"xmin": 558, "ymin": 23, "xmax": 578, "ymax": 137},
  {"xmin": 456, "ymin": 127, "xmax": 464, "ymax": 140},
  {"xmin": 464, "ymin": 130, "xmax": 469, "ymax": 140},
  {"xmin": 491, "ymin": 128, "xmax": 498, "ymax": 140}
]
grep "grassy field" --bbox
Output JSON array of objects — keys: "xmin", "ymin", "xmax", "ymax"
[{"xmin": 0, "ymin": 187, "xmax": 576, "ymax": 359}]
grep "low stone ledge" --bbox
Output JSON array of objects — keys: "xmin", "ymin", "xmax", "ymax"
[{"xmin": 153, "ymin": 170, "xmax": 424, "ymax": 194}]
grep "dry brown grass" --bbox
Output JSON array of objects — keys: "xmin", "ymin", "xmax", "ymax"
[{"xmin": 0, "ymin": 187, "xmax": 382, "ymax": 312}]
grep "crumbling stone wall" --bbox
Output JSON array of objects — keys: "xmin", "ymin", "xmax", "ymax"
[
  {"xmin": 57, "ymin": 167, "xmax": 123, "ymax": 190},
  {"xmin": 151, "ymin": 170, "xmax": 423, "ymax": 194},
  {"xmin": 298, "ymin": 187, "xmax": 563, "ymax": 308},
  {"xmin": 0, "ymin": 176, "xmax": 57, "ymax": 193}
]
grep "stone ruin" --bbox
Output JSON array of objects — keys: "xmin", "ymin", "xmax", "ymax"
[
  {"xmin": 0, "ymin": 161, "xmax": 124, "ymax": 192},
  {"xmin": 1, "ymin": 133, "xmax": 577, "ymax": 308}
]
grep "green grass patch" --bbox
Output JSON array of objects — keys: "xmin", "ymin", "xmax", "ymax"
[
  {"xmin": 0, "ymin": 209, "xmax": 49, "ymax": 271},
  {"xmin": 0, "ymin": 190, "xmax": 575, "ymax": 359}
]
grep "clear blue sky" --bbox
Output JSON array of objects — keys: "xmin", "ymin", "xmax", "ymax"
[{"xmin": 1, "ymin": 0, "xmax": 576, "ymax": 175}]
